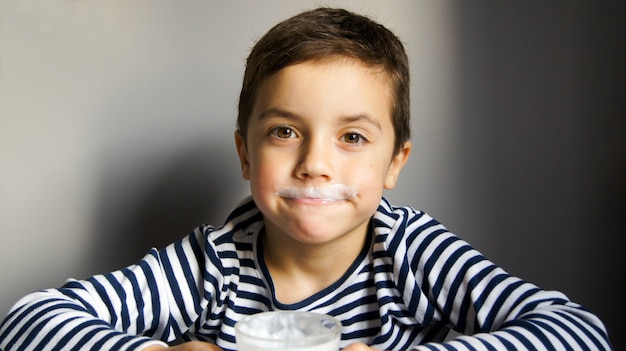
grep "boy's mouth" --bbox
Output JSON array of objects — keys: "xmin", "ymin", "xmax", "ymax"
[{"xmin": 274, "ymin": 184, "xmax": 357, "ymax": 202}]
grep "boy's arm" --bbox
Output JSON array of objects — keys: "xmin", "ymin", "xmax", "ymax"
[
  {"xmin": 0, "ymin": 228, "xmax": 210, "ymax": 350},
  {"xmin": 398, "ymin": 212, "xmax": 612, "ymax": 350},
  {"xmin": 422, "ymin": 279, "xmax": 611, "ymax": 350}
]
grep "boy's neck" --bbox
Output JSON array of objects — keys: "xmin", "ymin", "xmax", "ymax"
[{"xmin": 261, "ymin": 220, "xmax": 370, "ymax": 304}]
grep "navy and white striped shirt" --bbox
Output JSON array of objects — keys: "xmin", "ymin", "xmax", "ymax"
[{"xmin": 0, "ymin": 197, "xmax": 611, "ymax": 350}]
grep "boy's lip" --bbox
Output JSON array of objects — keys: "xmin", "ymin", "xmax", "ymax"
[
  {"xmin": 283, "ymin": 196, "xmax": 343, "ymax": 204},
  {"xmin": 274, "ymin": 184, "xmax": 358, "ymax": 202}
]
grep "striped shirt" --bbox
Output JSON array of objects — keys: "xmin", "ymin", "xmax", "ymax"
[{"xmin": 0, "ymin": 197, "xmax": 611, "ymax": 350}]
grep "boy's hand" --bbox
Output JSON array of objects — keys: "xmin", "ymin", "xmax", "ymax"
[
  {"xmin": 145, "ymin": 341, "xmax": 382, "ymax": 351},
  {"xmin": 342, "ymin": 342, "xmax": 384, "ymax": 351},
  {"xmin": 143, "ymin": 341, "xmax": 223, "ymax": 351}
]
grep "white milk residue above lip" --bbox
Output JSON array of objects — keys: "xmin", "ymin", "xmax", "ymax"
[{"xmin": 275, "ymin": 184, "xmax": 358, "ymax": 201}]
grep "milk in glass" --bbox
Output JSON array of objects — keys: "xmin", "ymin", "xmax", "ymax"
[{"xmin": 235, "ymin": 311, "xmax": 341, "ymax": 351}]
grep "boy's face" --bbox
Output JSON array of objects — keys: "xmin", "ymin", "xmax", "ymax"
[{"xmin": 235, "ymin": 59, "xmax": 410, "ymax": 246}]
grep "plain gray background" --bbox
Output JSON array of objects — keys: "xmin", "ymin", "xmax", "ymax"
[{"xmin": 1, "ymin": 1, "xmax": 623, "ymax": 349}]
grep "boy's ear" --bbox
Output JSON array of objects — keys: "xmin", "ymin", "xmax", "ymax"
[
  {"xmin": 384, "ymin": 141, "xmax": 411, "ymax": 190},
  {"xmin": 234, "ymin": 131, "xmax": 251, "ymax": 180}
]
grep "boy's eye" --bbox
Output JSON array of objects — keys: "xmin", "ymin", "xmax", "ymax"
[
  {"xmin": 271, "ymin": 126, "xmax": 296, "ymax": 139},
  {"xmin": 343, "ymin": 133, "xmax": 366, "ymax": 144}
]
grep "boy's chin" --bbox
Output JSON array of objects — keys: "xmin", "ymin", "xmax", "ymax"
[{"xmin": 267, "ymin": 215, "xmax": 371, "ymax": 245}]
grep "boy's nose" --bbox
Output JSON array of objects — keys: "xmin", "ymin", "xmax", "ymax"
[{"xmin": 295, "ymin": 138, "xmax": 333, "ymax": 181}]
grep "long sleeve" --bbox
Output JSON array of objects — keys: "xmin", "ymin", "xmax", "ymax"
[
  {"xmin": 377, "ymin": 201, "xmax": 612, "ymax": 350},
  {"xmin": 0, "ymin": 227, "xmax": 210, "ymax": 351},
  {"xmin": 1, "ymin": 197, "xmax": 613, "ymax": 350}
]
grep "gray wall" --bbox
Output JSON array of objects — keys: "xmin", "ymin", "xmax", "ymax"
[
  {"xmin": 1, "ymin": 1, "xmax": 623, "ymax": 348},
  {"xmin": 441, "ymin": 3, "xmax": 625, "ymax": 349}
]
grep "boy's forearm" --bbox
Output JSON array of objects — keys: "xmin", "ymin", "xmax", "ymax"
[
  {"xmin": 438, "ymin": 289, "xmax": 611, "ymax": 349},
  {"xmin": 1, "ymin": 254, "xmax": 169, "ymax": 349},
  {"xmin": 0, "ymin": 288, "xmax": 163, "ymax": 350}
]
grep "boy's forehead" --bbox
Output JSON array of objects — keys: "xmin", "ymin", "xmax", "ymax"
[
  {"xmin": 252, "ymin": 59, "xmax": 394, "ymax": 121},
  {"xmin": 258, "ymin": 58, "xmax": 392, "ymax": 100},
  {"xmin": 278, "ymin": 57, "xmax": 391, "ymax": 83}
]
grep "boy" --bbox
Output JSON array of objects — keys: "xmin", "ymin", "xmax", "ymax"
[{"xmin": 0, "ymin": 7, "xmax": 611, "ymax": 351}]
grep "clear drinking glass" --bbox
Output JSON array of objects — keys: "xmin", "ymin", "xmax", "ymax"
[{"xmin": 235, "ymin": 311, "xmax": 341, "ymax": 351}]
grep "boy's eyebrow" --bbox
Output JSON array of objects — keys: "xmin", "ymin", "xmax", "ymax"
[
  {"xmin": 258, "ymin": 108, "xmax": 382, "ymax": 131},
  {"xmin": 338, "ymin": 114, "xmax": 382, "ymax": 131},
  {"xmin": 258, "ymin": 108, "xmax": 300, "ymax": 121}
]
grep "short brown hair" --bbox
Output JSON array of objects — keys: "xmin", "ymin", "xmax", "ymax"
[{"xmin": 237, "ymin": 7, "xmax": 410, "ymax": 155}]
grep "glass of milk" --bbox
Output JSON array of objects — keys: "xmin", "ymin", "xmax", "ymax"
[{"xmin": 235, "ymin": 311, "xmax": 341, "ymax": 351}]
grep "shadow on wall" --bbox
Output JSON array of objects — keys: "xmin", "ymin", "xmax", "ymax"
[
  {"xmin": 87, "ymin": 140, "xmax": 246, "ymax": 275},
  {"xmin": 448, "ymin": 2, "xmax": 625, "ymax": 349}
]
